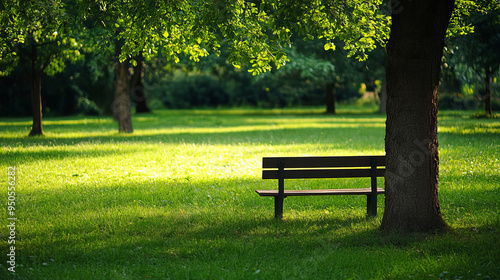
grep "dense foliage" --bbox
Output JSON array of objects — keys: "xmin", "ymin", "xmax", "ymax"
[{"xmin": 1, "ymin": 0, "xmax": 498, "ymax": 117}]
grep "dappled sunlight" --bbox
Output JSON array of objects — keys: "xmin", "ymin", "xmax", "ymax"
[
  {"xmin": 439, "ymin": 124, "xmax": 500, "ymax": 134},
  {"xmin": 129, "ymin": 122, "xmax": 386, "ymax": 137},
  {"xmin": 244, "ymin": 116, "xmax": 386, "ymax": 124},
  {"xmin": 1, "ymin": 119, "xmax": 386, "ymax": 140},
  {"xmin": 0, "ymin": 115, "xmax": 385, "ymax": 141},
  {"xmin": 1, "ymin": 109, "xmax": 498, "ymax": 279}
]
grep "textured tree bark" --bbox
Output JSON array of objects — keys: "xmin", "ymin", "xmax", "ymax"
[
  {"xmin": 381, "ymin": 0, "xmax": 454, "ymax": 232},
  {"xmin": 485, "ymin": 67, "xmax": 492, "ymax": 116},
  {"xmin": 113, "ymin": 60, "xmax": 133, "ymax": 133},
  {"xmin": 325, "ymin": 82, "xmax": 336, "ymax": 114}
]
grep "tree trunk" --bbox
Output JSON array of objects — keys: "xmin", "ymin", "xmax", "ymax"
[
  {"xmin": 26, "ymin": 41, "xmax": 44, "ymax": 137},
  {"xmin": 485, "ymin": 67, "xmax": 492, "ymax": 116},
  {"xmin": 379, "ymin": 82, "xmax": 387, "ymax": 113},
  {"xmin": 131, "ymin": 54, "xmax": 151, "ymax": 113},
  {"xmin": 381, "ymin": 0, "xmax": 454, "ymax": 232},
  {"xmin": 113, "ymin": 60, "xmax": 133, "ymax": 133},
  {"xmin": 28, "ymin": 70, "xmax": 44, "ymax": 136},
  {"xmin": 325, "ymin": 82, "xmax": 336, "ymax": 114}
]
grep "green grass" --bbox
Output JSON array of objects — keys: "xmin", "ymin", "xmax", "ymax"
[{"xmin": 0, "ymin": 107, "xmax": 499, "ymax": 279}]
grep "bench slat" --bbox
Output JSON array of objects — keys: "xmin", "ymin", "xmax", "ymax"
[
  {"xmin": 262, "ymin": 168, "xmax": 385, "ymax": 179},
  {"xmin": 262, "ymin": 155, "xmax": 385, "ymax": 169},
  {"xmin": 256, "ymin": 188, "xmax": 385, "ymax": 197}
]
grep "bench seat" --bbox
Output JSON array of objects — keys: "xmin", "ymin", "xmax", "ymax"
[{"xmin": 256, "ymin": 188, "xmax": 385, "ymax": 197}]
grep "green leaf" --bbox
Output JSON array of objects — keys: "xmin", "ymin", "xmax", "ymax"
[{"xmin": 324, "ymin": 42, "xmax": 336, "ymax": 51}]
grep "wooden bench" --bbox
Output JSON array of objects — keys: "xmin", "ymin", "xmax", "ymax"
[{"xmin": 256, "ymin": 155, "xmax": 385, "ymax": 219}]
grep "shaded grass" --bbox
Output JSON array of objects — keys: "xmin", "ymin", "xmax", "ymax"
[{"xmin": 0, "ymin": 107, "xmax": 499, "ymax": 279}]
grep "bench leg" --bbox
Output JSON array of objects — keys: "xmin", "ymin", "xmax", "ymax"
[
  {"xmin": 274, "ymin": 196, "xmax": 284, "ymax": 219},
  {"xmin": 366, "ymin": 194, "xmax": 377, "ymax": 216}
]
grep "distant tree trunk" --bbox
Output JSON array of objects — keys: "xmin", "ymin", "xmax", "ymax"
[
  {"xmin": 325, "ymin": 82, "xmax": 336, "ymax": 114},
  {"xmin": 25, "ymin": 41, "xmax": 45, "ymax": 137},
  {"xmin": 485, "ymin": 67, "xmax": 492, "ymax": 116},
  {"xmin": 381, "ymin": 0, "xmax": 453, "ymax": 232},
  {"xmin": 28, "ymin": 70, "xmax": 44, "ymax": 136},
  {"xmin": 379, "ymin": 82, "xmax": 387, "ymax": 113},
  {"xmin": 131, "ymin": 54, "xmax": 151, "ymax": 113},
  {"xmin": 113, "ymin": 59, "xmax": 133, "ymax": 133}
]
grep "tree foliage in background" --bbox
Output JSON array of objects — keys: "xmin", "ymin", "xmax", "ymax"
[
  {"xmin": 0, "ymin": 0, "xmax": 83, "ymax": 136},
  {"xmin": 143, "ymin": 39, "xmax": 379, "ymax": 110},
  {"xmin": 451, "ymin": 0, "xmax": 500, "ymax": 115},
  {"xmin": 93, "ymin": 0, "xmax": 389, "ymax": 71}
]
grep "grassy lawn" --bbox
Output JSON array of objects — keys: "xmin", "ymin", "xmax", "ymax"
[{"xmin": 0, "ymin": 107, "xmax": 499, "ymax": 279}]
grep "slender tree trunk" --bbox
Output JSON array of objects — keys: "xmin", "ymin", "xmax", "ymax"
[
  {"xmin": 26, "ymin": 41, "xmax": 44, "ymax": 137},
  {"xmin": 132, "ymin": 54, "xmax": 151, "ymax": 113},
  {"xmin": 485, "ymin": 67, "xmax": 492, "ymax": 116},
  {"xmin": 325, "ymin": 82, "xmax": 336, "ymax": 114},
  {"xmin": 28, "ymin": 70, "xmax": 44, "ymax": 136},
  {"xmin": 113, "ymin": 60, "xmax": 133, "ymax": 133},
  {"xmin": 381, "ymin": 0, "xmax": 453, "ymax": 232},
  {"xmin": 379, "ymin": 82, "xmax": 387, "ymax": 113}
]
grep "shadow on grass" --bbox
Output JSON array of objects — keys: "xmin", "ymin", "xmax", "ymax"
[
  {"xmin": 16, "ymin": 207, "xmax": 500, "ymax": 279},
  {"xmin": 10, "ymin": 174, "xmax": 499, "ymax": 279},
  {"xmin": 4, "ymin": 109, "xmax": 499, "ymax": 278}
]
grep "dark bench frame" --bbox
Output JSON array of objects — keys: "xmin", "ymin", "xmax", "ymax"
[{"xmin": 256, "ymin": 155, "xmax": 385, "ymax": 219}]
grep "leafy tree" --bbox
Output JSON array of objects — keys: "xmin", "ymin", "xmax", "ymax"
[
  {"xmin": 0, "ymin": 0, "xmax": 83, "ymax": 136},
  {"xmin": 82, "ymin": 2, "xmax": 154, "ymax": 133},
  {"xmin": 452, "ymin": 0, "xmax": 500, "ymax": 115},
  {"xmin": 293, "ymin": 38, "xmax": 372, "ymax": 114},
  {"xmin": 259, "ymin": 46, "xmax": 335, "ymax": 109}
]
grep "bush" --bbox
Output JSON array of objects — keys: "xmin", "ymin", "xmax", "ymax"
[
  {"xmin": 438, "ymin": 95, "xmax": 481, "ymax": 110},
  {"xmin": 492, "ymin": 98, "xmax": 500, "ymax": 111},
  {"xmin": 439, "ymin": 94, "xmax": 500, "ymax": 112},
  {"xmin": 158, "ymin": 73, "xmax": 228, "ymax": 109}
]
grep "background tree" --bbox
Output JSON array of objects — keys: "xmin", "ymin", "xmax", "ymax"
[
  {"xmin": 293, "ymin": 38, "xmax": 384, "ymax": 115},
  {"xmin": 451, "ymin": 1, "xmax": 500, "ymax": 116},
  {"xmin": 132, "ymin": 53, "xmax": 151, "ymax": 114},
  {"xmin": 112, "ymin": 38, "xmax": 134, "ymax": 133},
  {"xmin": 260, "ymin": 46, "xmax": 335, "ymax": 109},
  {"xmin": 83, "ymin": 1, "xmax": 165, "ymax": 133},
  {"xmin": 0, "ymin": 0, "xmax": 82, "ymax": 136}
]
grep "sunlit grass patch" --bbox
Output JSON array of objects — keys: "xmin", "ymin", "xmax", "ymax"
[{"xmin": 0, "ymin": 107, "xmax": 498, "ymax": 279}]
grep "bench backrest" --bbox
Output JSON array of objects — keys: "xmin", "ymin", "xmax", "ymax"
[{"xmin": 262, "ymin": 156, "xmax": 385, "ymax": 180}]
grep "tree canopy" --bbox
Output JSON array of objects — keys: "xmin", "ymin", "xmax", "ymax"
[
  {"xmin": 0, "ymin": 0, "xmax": 84, "ymax": 135},
  {"xmin": 85, "ymin": 0, "xmax": 390, "ymax": 73},
  {"xmin": 0, "ymin": 0, "xmax": 82, "ymax": 75},
  {"xmin": 452, "ymin": 1, "xmax": 500, "ymax": 115}
]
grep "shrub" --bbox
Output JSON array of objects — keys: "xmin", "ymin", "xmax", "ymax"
[
  {"xmin": 158, "ymin": 73, "xmax": 228, "ymax": 109},
  {"xmin": 77, "ymin": 96, "xmax": 102, "ymax": 115}
]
